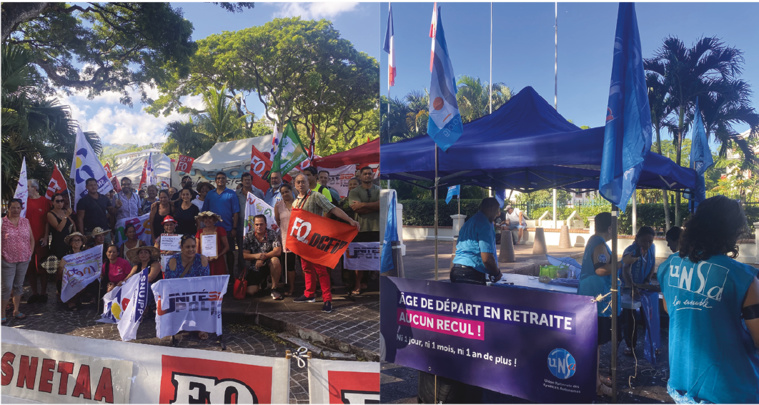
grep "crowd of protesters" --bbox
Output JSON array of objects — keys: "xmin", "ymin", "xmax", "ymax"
[{"xmin": 2, "ymin": 166, "xmax": 379, "ymax": 321}]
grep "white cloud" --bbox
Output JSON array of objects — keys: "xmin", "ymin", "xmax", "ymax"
[{"xmin": 273, "ymin": 2, "xmax": 358, "ymax": 20}]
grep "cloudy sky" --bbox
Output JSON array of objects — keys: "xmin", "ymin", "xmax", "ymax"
[{"xmin": 56, "ymin": 2, "xmax": 380, "ymax": 146}]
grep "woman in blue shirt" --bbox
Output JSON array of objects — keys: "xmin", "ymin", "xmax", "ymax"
[
  {"xmin": 619, "ymin": 226, "xmax": 655, "ymax": 356},
  {"xmin": 658, "ymin": 196, "xmax": 759, "ymax": 403}
]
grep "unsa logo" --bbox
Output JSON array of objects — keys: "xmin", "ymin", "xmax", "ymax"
[{"xmin": 547, "ymin": 348, "xmax": 576, "ymax": 380}]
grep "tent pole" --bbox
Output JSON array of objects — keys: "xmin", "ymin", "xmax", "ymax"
[
  {"xmin": 489, "ymin": 1, "xmax": 493, "ymax": 115},
  {"xmin": 434, "ymin": 145, "xmax": 439, "ymax": 281},
  {"xmin": 611, "ymin": 206, "xmax": 619, "ymax": 402},
  {"xmin": 632, "ymin": 192, "xmax": 637, "ymax": 235},
  {"xmin": 552, "ymin": 4, "xmax": 559, "ymax": 229}
]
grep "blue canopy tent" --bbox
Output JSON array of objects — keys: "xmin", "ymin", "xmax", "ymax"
[{"xmin": 381, "ymin": 86, "xmax": 697, "ymax": 193}]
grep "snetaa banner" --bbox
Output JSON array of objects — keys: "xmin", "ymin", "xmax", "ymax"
[
  {"xmin": 286, "ymin": 208, "xmax": 358, "ymax": 269},
  {"xmin": 380, "ymin": 277, "xmax": 598, "ymax": 403}
]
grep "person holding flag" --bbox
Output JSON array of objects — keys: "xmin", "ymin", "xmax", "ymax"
[{"xmin": 291, "ymin": 173, "xmax": 360, "ymax": 313}]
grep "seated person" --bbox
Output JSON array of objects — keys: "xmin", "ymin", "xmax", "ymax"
[
  {"xmin": 242, "ymin": 215, "xmax": 283, "ymax": 300},
  {"xmin": 620, "ymin": 226, "xmax": 656, "ymax": 356}
]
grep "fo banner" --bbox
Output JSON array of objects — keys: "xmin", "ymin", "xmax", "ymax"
[
  {"xmin": 344, "ymin": 242, "xmax": 380, "ymax": 271},
  {"xmin": 381, "ymin": 277, "xmax": 597, "ymax": 403},
  {"xmin": 286, "ymin": 209, "xmax": 358, "ymax": 269},
  {"xmin": 308, "ymin": 358, "xmax": 380, "ymax": 404},
  {"xmin": 250, "ymin": 145, "xmax": 274, "ymax": 193},
  {"xmin": 244, "ymin": 192, "xmax": 277, "ymax": 234},
  {"xmin": 61, "ymin": 245, "xmax": 103, "ymax": 303},
  {"xmin": 114, "ymin": 214, "xmax": 152, "ymax": 247},
  {"xmin": 1, "ymin": 327, "xmax": 290, "ymax": 403},
  {"xmin": 324, "ymin": 164, "xmax": 356, "ymax": 199},
  {"xmin": 175, "ymin": 155, "xmax": 194, "ymax": 174},
  {"xmin": 152, "ymin": 275, "xmax": 229, "ymax": 339}
]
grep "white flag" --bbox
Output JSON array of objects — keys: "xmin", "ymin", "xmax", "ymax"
[
  {"xmin": 152, "ymin": 275, "xmax": 229, "ymax": 339},
  {"xmin": 98, "ymin": 283, "xmax": 124, "ymax": 324},
  {"xmin": 244, "ymin": 192, "xmax": 278, "ymax": 235},
  {"xmin": 145, "ymin": 153, "xmax": 157, "ymax": 186},
  {"xmin": 117, "ymin": 267, "xmax": 150, "ymax": 341},
  {"xmin": 61, "ymin": 245, "xmax": 103, "ymax": 303},
  {"xmin": 324, "ymin": 164, "xmax": 357, "ymax": 199},
  {"xmin": 70, "ymin": 126, "xmax": 113, "ymax": 207},
  {"xmin": 114, "ymin": 213, "xmax": 152, "ymax": 248},
  {"xmin": 13, "ymin": 157, "xmax": 28, "ymax": 218}
]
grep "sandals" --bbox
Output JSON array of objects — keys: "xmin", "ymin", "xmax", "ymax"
[
  {"xmin": 351, "ymin": 289, "xmax": 362, "ymax": 296},
  {"xmin": 14, "ymin": 312, "xmax": 26, "ymax": 320},
  {"xmin": 1, "ymin": 317, "xmax": 7, "ymax": 325}
]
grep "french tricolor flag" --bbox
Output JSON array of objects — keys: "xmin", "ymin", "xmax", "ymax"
[{"xmin": 383, "ymin": 4, "xmax": 396, "ymax": 89}]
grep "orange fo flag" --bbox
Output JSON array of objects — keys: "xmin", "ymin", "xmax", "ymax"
[
  {"xmin": 286, "ymin": 208, "xmax": 358, "ymax": 269},
  {"xmin": 45, "ymin": 164, "xmax": 68, "ymax": 200}
]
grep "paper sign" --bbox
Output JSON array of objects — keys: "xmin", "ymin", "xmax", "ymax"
[
  {"xmin": 160, "ymin": 234, "xmax": 181, "ymax": 251},
  {"xmin": 201, "ymin": 234, "xmax": 217, "ymax": 258}
]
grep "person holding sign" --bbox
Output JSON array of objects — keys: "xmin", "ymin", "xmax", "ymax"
[
  {"xmin": 155, "ymin": 216, "xmax": 181, "ymax": 271},
  {"xmin": 57, "ymin": 232, "xmax": 87, "ymax": 310},
  {"xmin": 291, "ymin": 174, "xmax": 359, "ymax": 313},
  {"xmin": 195, "ymin": 211, "xmax": 229, "ymax": 276},
  {"xmin": 165, "ymin": 235, "xmax": 211, "ymax": 340}
]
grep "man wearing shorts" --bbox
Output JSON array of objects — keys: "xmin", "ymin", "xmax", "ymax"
[{"xmin": 242, "ymin": 215, "xmax": 283, "ymax": 299}]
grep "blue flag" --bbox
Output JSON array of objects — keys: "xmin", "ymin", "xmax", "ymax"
[
  {"xmin": 445, "ymin": 185, "xmax": 460, "ymax": 204},
  {"xmin": 494, "ymin": 189, "xmax": 506, "ymax": 209},
  {"xmin": 688, "ymin": 98, "xmax": 713, "ymax": 212},
  {"xmin": 427, "ymin": 7, "xmax": 463, "ymax": 152},
  {"xmin": 599, "ymin": 3, "xmax": 652, "ymax": 212},
  {"xmin": 381, "ymin": 190, "xmax": 399, "ymax": 273}
]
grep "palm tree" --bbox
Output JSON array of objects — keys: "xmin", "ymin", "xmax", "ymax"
[
  {"xmin": 646, "ymin": 72, "xmax": 673, "ymax": 230},
  {"xmin": 405, "ymin": 90, "xmax": 428, "ymax": 137},
  {"xmin": 162, "ymin": 119, "xmax": 209, "ymax": 158},
  {"xmin": 645, "ymin": 36, "xmax": 744, "ymax": 225},
  {"xmin": 456, "ymin": 76, "xmax": 511, "ymax": 123},
  {"xmin": 196, "ymin": 83, "xmax": 248, "ymax": 143},
  {"xmin": 698, "ymin": 78, "xmax": 759, "ymax": 166}
]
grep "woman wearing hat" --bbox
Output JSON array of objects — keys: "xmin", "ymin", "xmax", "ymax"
[
  {"xmin": 89, "ymin": 227, "xmax": 110, "ymax": 272},
  {"xmin": 121, "ymin": 223, "xmax": 146, "ymax": 262},
  {"xmin": 154, "ymin": 216, "xmax": 179, "ymax": 253},
  {"xmin": 57, "ymin": 232, "xmax": 87, "ymax": 310},
  {"xmin": 195, "ymin": 211, "xmax": 229, "ymax": 276},
  {"xmin": 125, "ymin": 245, "xmax": 162, "ymax": 283}
]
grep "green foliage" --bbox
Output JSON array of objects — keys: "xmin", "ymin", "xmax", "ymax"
[
  {"xmin": 456, "ymin": 76, "xmax": 511, "ymax": 124},
  {"xmin": 3, "ymin": 3, "xmax": 197, "ymax": 105},
  {"xmin": 148, "ymin": 17, "xmax": 378, "ymax": 150}
]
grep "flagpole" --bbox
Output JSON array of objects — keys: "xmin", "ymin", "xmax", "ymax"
[
  {"xmin": 552, "ymin": 2, "xmax": 559, "ymax": 227},
  {"xmin": 434, "ymin": 144, "xmax": 439, "ymax": 282},
  {"xmin": 489, "ymin": 2, "xmax": 493, "ymax": 114},
  {"xmin": 611, "ymin": 206, "xmax": 619, "ymax": 402}
]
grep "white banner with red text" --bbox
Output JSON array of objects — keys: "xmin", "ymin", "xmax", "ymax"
[
  {"xmin": 1, "ymin": 327, "xmax": 290, "ymax": 404},
  {"xmin": 307, "ymin": 358, "xmax": 380, "ymax": 404}
]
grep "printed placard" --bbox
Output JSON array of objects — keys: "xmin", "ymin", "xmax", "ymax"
[
  {"xmin": 201, "ymin": 234, "xmax": 217, "ymax": 258},
  {"xmin": 160, "ymin": 235, "xmax": 181, "ymax": 252}
]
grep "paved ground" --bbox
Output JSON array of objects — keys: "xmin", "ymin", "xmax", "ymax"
[
  {"xmin": 3, "ymin": 267, "xmax": 379, "ymax": 404},
  {"xmin": 383, "ymin": 239, "xmax": 674, "ymax": 403}
]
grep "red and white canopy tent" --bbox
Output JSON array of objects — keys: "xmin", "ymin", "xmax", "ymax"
[{"xmin": 311, "ymin": 138, "xmax": 380, "ymax": 199}]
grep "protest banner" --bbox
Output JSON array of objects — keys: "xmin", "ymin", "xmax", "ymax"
[
  {"xmin": 117, "ymin": 268, "xmax": 150, "ymax": 341},
  {"xmin": 321, "ymin": 164, "xmax": 356, "ymax": 199},
  {"xmin": 244, "ymin": 192, "xmax": 277, "ymax": 234},
  {"xmin": 2, "ymin": 327, "xmax": 290, "ymax": 404},
  {"xmin": 343, "ymin": 242, "xmax": 380, "ymax": 271},
  {"xmin": 381, "ymin": 277, "xmax": 597, "ymax": 403},
  {"xmin": 152, "ymin": 275, "xmax": 229, "ymax": 339},
  {"xmin": 286, "ymin": 209, "xmax": 358, "ymax": 269},
  {"xmin": 114, "ymin": 214, "xmax": 152, "ymax": 248},
  {"xmin": 175, "ymin": 155, "xmax": 195, "ymax": 174},
  {"xmin": 60, "ymin": 245, "xmax": 103, "ymax": 303},
  {"xmin": 307, "ymin": 358, "xmax": 380, "ymax": 404}
]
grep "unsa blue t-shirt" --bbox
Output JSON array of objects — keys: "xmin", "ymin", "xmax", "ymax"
[
  {"xmin": 452, "ymin": 211, "xmax": 497, "ymax": 275},
  {"xmin": 619, "ymin": 241, "xmax": 655, "ymax": 289},
  {"xmin": 658, "ymin": 253, "xmax": 759, "ymax": 403},
  {"xmin": 578, "ymin": 234, "xmax": 616, "ymax": 317}
]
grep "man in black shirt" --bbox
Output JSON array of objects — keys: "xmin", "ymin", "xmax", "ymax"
[{"xmin": 76, "ymin": 178, "xmax": 114, "ymax": 243}]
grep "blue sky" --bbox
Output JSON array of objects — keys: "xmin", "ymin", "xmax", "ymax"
[
  {"xmin": 60, "ymin": 2, "xmax": 379, "ymax": 146},
  {"xmin": 60, "ymin": 2, "xmax": 758, "ymax": 150},
  {"xmin": 380, "ymin": 2, "xmax": 759, "ymax": 148}
]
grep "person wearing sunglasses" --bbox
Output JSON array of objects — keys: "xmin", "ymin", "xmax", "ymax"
[
  {"xmin": 347, "ymin": 167, "xmax": 380, "ymax": 295},
  {"xmin": 46, "ymin": 193, "xmax": 75, "ymax": 263}
]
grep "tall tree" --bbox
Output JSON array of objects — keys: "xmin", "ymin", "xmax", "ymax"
[
  {"xmin": 456, "ymin": 76, "xmax": 511, "ymax": 123},
  {"xmin": 148, "ymin": 17, "xmax": 378, "ymax": 149},
  {"xmin": 645, "ymin": 36, "xmax": 744, "ymax": 225},
  {"xmin": 646, "ymin": 72, "xmax": 673, "ymax": 230},
  {"xmin": 3, "ymin": 3, "xmax": 198, "ymax": 105}
]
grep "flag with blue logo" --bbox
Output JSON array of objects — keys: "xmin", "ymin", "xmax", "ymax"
[
  {"xmin": 117, "ymin": 267, "xmax": 150, "ymax": 341},
  {"xmin": 599, "ymin": 3, "xmax": 652, "ymax": 212},
  {"xmin": 445, "ymin": 185, "xmax": 460, "ymax": 204},
  {"xmin": 70, "ymin": 126, "xmax": 113, "ymax": 207},
  {"xmin": 381, "ymin": 190, "xmax": 399, "ymax": 273},
  {"xmin": 688, "ymin": 98, "xmax": 713, "ymax": 212},
  {"xmin": 427, "ymin": 7, "xmax": 463, "ymax": 152}
]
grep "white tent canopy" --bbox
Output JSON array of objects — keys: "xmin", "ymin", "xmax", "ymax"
[
  {"xmin": 112, "ymin": 152, "xmax": 173, "ymax": 190},
  {"xmin": 177, "ymin": 136, "xmax": 273, "ymax": 189}
]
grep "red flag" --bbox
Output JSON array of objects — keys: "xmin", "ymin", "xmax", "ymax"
[
  {"xmin": 250, "ymin": 145, "xmax": 274, "ymax": 193},
  {"xmin": 138, "ymin": 160, "xmax": 148, "ymax": 189},
  {"xmin": 175, "ymin": 155, "xmax": 195, "ymax": 173},
  {"xmin": 286, "ymin": 209, "xmax": 358, "ymax": 269},
  {"xmin": 110, "ymin": 176, "xmax": 122, "ymax": 192},
  {"xmin": 45, "ymin": 164, "xmax": 68, "ymax": 200},
  {"xmin": 103, "ymin": 163, "xmax": 114, "ymax": 179}
]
